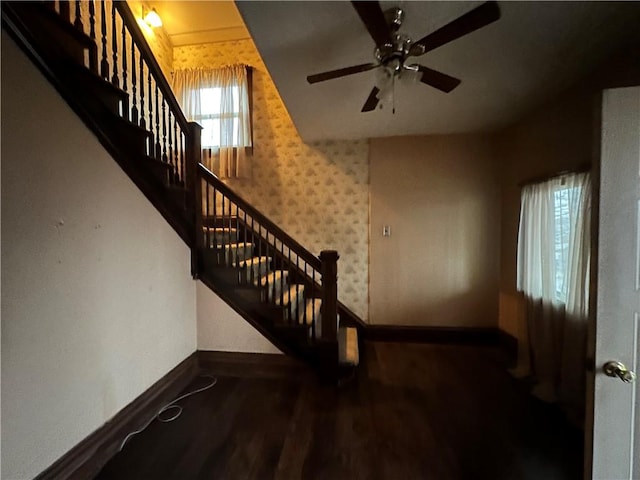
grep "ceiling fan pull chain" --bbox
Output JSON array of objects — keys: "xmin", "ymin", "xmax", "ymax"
[{"xmin": 392, "ymin": 74, "xmax": 396, "ymax": 114}]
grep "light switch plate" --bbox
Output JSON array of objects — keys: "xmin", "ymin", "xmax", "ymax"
[{"xmin": 383, "ymin": 225, "xmax": 391, "ymax": 237}]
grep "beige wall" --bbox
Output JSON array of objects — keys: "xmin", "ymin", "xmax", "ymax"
[
  {"xmin": 1, "ymin": 35, "xmax": 196, "ymax": 479},
  {"xmin": 369, "ymin": 135, "xmax": 500, "ymax": 327},
  {"xmin": 196, "ymin": 282, "xmax": 281, "ymax": 354},
  {"xmin": 173, "ymin": 40, "xmax": 370, "ymax": 321}
]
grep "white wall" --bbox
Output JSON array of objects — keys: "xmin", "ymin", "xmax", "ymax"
[
  {"xmin": 1, "ymin": 34, "xmax": 197, "ymax": 479},
  {"xmin": 197, "ymin": 282, "xmax": 281, "ymax": 354}
]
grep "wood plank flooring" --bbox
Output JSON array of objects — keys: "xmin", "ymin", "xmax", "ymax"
[{"xmin": 96, "ymin": 342, "xmax": 583, "ymax": 480}]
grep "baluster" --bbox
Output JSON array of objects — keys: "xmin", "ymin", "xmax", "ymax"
[
  {"xmin": 288, "ymin": 247, "xmax": 293, "ymax": 322},
  {"xmin": 88, "ymin": 0, "xmax": 95, "ymax": 40},
  {"xmin": 250, "ymin": 216, "xmax": 255, "ymax": 286},
  {"xmin": 155, "ymin": 85, "xmax": 161, "ymax": 158},
  {"xmin": 100, "ymin": 1, "xmax": 108, "ymax": 80},
  {"xmin": 168, "ymin": 115, "xmax": 174, "ymax": 183},
  {"xmin": 221, "ymin": 196, "xmax": 226, "ymax": 266},
  {"xmin": 267, "ymin": 234, "xmax": 273, "ymax": 303},
  {"xmin": 236, "ymin": 207, "xmax": 241, "ymax": 278},
  {"xmin": 272, "ymin": 236, "xmax": 278, "ymax": 305},
  {"xmin": 59, "ymin": 1, "xmax": 71, "ymax": 23},
  {"xmin": 111, "ymin": 2, "xmax": 119, "ymax": 87},
  {"xmin": 131, "ymin": 44, "xmax": 138, "ymax": 124},
  {"xmin": 180, "ymin": 130, "xmax": 186, "ymax": 183},
  {"xmin": 243, "ymin": 210, "xmax": 249, "ymax": 283},
  {"xmin": 173, "ymin": 120, "xmax": 179, "ymax": 183},
  {"xmin": 281, "ymin": 241, "xmax": 285, "ymax": 320},
  {"xmin": 121, "ymin": 21, "xmax": 128, "ymax": 101},
  {"xmin": 148, "ymin": 71, "xmax": 154, "ymax": 153},
  {"xmin": 74, "ymin": 0, "xmax": 82, "ymax": 31},
  {"xmin": 311, "ymin": 269, "xmax": 316, "ymax": 338},
  {"xmin": 205, "ymin": 183, "xmax": 210, "ymax": 250},
  {"xmin": 214, "ymin": 190, "xmax": 218, "ymax": 245},
  {"xmin": 161, "ymin": 99, "xmax": 168, "ymax": 164},
  {"xmin": 257, "ymin": 225, "xmax": 262, "ymax": 287}
]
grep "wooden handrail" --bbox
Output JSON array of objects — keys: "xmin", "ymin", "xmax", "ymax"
[
  {"xmin": 113, "ymin": 2, "xmax": 190, "ymax": 132},
  {"xmin": 198, "ymin": 164, "xmax": 322, "ymax": 271}
]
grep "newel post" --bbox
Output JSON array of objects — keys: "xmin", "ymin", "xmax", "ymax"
[
  {"xmin": 186, "ymin": 121, "xmax": 202, "ymax": 277},
  {"xmin": 320, "ymin": 250, "xmax": 339, "ymax": 342}
]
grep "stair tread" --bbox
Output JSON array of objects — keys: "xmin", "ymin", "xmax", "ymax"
[
  {"xmin": 223, "ymin": 242, "xmax": 253, "ymax": 249},
  {"xmin": 338, "ymin": 326, "xmax": 359, "ymax": 366},
  {"xmin": 238, "ymin": 256, "xmax": 270, "ymax": 267},
  {"xmin": 256, "ymin": 270, "xmax": 288, "ymax": 287}
]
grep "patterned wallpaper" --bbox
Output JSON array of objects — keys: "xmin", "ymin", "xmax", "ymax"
[{"xmin": 174, "ymin": 40, "xmax": 370, "ymax": 320}]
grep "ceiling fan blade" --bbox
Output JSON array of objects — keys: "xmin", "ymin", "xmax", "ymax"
[
  {"xmin": 416, "ymin": 65, "xmax": 461, "ymax": 93},
  {"xmin": 351, "ymin": 1, "xmax": 392, "ymax": 48},
  {"xmin": 307, "ymin": 63, "xmax": 379, "ymax": 84},
  {"xmin": 410, "ymin": 1, "xmax": 501, "ymax": 56},
  {"xmin": 361, "ymin": 86, "xmax": 380, "ymax": 112}
]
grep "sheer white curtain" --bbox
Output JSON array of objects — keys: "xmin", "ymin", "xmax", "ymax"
[
  {"xmin": 172, "ymin": 65, "xmax": 251, "ymax": 178},
  {"xmin": 517, "ymin": 171, "xmax": 591, "ymax": 421}
]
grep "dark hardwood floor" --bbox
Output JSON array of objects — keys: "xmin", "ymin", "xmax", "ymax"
[{"xmin": 97, "ymin": 342, "xmax": 583, "ymax": 480}]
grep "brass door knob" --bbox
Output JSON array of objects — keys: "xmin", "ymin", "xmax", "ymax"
[{"xmin": 603, "ymin": 361, "xmax": 636, "ymax": 383}]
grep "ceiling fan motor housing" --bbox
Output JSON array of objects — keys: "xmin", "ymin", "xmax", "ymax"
[{"xmin": 375, "ymin": 7, "xmax": 419, "ymax": 73}]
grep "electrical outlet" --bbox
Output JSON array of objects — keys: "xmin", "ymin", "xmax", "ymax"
[{"xmin": 383, "ymin": 225, "xmax": 391, "ymax": 237}]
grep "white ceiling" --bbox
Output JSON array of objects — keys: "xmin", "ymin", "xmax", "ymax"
[{"xmin": 235, "ymin": 1, "xmax": 640, "ymax": 141}]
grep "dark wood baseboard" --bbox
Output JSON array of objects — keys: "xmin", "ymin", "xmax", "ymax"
[
  {"xmin": 197, "ymin": 350, "xmax": 312, "ymax": 379},
  {"xmin": 35, "ymin": 353, "xmax": 199, "ymax": 480},
  {"xmin": 362, "ymin": 325, "xmax": 502, "ymax": 345}
]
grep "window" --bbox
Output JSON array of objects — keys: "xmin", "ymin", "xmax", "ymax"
[
  {"xmin": 193, "ymin": 85, "xmax": 245, "ymax": 148},
  {"xmin": 552, "ymin": 183, "xmax": 583, "ymax": 302},
  {"xmin": 517, "ymin": 171, "xmax": 591, "ymax": 308},
  {"xmin": 173, "ymin": 65, "xmax": 253, "ymax": 178}
]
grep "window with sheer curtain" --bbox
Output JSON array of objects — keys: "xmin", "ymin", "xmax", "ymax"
[
  {"xmin": 516, "ymin": 171, "xmax": 591, "ymax": 419},
  {"xmin": 172, "ymin": 65, "xmax": 252, "ymax": 178},
  {"xmin": 517, "ymin": 171, "xmax": 591, "ymax": 312}
]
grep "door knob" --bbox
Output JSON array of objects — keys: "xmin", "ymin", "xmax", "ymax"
[{"xmin": 603, "ymin": 361, "xmax": 636, "ymax": 383}]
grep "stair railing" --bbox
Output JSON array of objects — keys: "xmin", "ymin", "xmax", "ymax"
[
  {"xmin": 20, "ymin": 0, "xmax": 348, "ymax": 344},
  {"xmin": 197, "ymin": 164, "xmax": 339, "ymax": 343},
  {"xmin": 43, "ymin": 0, "xmax": 196, "ymax": 194}
]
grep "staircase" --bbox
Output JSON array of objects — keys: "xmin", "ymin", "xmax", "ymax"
[{"xmin": 2, "ymin": 0, "xmax": 362, "ymax": 381}]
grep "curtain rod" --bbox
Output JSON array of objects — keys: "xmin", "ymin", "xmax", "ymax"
[{"xmin": 518, "ymin": 162, "xmax": 591, "ymax": 188}]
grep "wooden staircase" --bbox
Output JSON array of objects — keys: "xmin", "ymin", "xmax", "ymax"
[{"xmin": 2, "ymin": 0, "xmax": 362, "ymax": 381}]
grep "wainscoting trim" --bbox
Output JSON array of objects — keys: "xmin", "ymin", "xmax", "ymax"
[{"xmin": 34, "ymin": 352, "xmax": 199, "ymax": 480}]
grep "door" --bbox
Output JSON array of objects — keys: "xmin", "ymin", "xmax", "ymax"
[{"xmin": 592, "ymin": 86, "xmax": 640, "ymax": 479}]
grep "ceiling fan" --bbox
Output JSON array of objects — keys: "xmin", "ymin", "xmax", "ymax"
[{"xmin": 306, "ymin": 1, "xmax": 501, "ymax": 113}]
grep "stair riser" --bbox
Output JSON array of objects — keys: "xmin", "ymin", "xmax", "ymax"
[
  {"xmin": 280, "ymin": 287, "xmax": 306, "ymax": 323},
  {"xmin": 223, "ymin": 245, "xmax": 255, "ymax": 264},
  {"xmin": 203, "ymin": 230, "xmax": 239, "ymax": 247},
  {"xmin": 263, "ymin": 277, "xmax": 289, "ymax": 303},
  {"xmin": 108, "ymin": 121, "xmax": 150, "ymax": 156},
  {"xmin": 140, "ymin": 158, "xmax": 171, "ymax": 185},
  {"xmin": 240, "ymin": 260, "xmax": 271, "ymax": 284}
]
